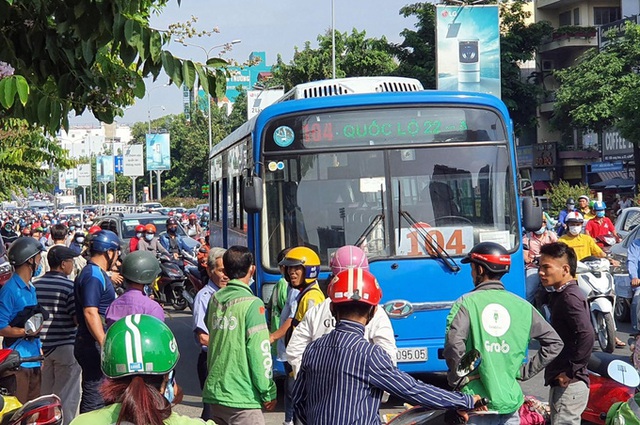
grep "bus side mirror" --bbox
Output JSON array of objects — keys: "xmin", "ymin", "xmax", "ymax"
[
  {"xmin": 521, "ymin": 197, "xmax": 542, "ymax": 232},
  {"xmin": 243, "ymin": 176, "xmax": 263, "ymax": 214}
]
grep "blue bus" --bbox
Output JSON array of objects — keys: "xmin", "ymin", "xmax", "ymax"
[{"xmin": 208, "ymin": 77, "xmax": 540, "ymax": 373}]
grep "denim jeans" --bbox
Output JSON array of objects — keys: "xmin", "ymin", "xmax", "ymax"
[
  {"xmin": 632, "ymin": 288, "xmax": 640, "ymax": 331},
  {"xmin": 74, "ymin": 335, "xmax": 104, "ymax": 414}
]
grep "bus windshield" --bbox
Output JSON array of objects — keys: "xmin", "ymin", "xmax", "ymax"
[{"xmin": 263, "ymin": 143, "xmax": 516, "ymax": 269}]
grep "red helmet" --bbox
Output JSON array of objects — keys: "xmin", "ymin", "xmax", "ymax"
[
  {"xmin": 168, "ymin": 211, "xmax": 175, "ymax": 216},
  {"xmin": 145, "ymin": 223, "xmax": 157, "ymax": 233},
  {"xmin": 88, "ymin": 225, "xmax": 102, "ymax": 235},
  {"xmin": 135, "ymin": 224, "xmax": 146, "ymax": 232},
  {"xmin": 328, "ymin": 269, "xmax": 382, "ymax": 306},
  {"xmin": 189, "ymin": 213, "xmax": 197, "ymax": 220}
]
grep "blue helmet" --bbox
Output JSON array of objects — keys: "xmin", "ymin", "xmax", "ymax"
[
  {"xmin": 90, "ymin": 230, "xmax": 121, "ymax": 253},
  {"xmin": 593, "ymin": 201, "xmax": 606, "ymax": 211}
]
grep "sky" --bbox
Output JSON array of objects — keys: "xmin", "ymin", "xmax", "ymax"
[{"xmin": 69, "ymin": 0, "xmax": 417, "ymax": 126}]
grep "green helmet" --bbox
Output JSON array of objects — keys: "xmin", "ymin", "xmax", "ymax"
[
  {"xmin": 121, "ymin": 251, "xmax": 161, "ymax": 285},
  {"xmin": 101, "ymin": 314, "xmax": 179, "ymax": 378}
]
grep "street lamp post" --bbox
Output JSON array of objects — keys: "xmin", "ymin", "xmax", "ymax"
[
  {"xmin": 332, "ymin": 0, "xmax": 336, "ymax": 79},
  {"xmin": 180, "ymin": 39, "xmax": 241, "ymax": 154}
]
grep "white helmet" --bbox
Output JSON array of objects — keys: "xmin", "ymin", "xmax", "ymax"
[{"xmin": 565, "ymin": 211, "xmax": 584, "ymax": 224}]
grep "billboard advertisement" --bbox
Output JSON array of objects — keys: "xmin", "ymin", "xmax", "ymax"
[
  {"xmin": 58, "ymin": 171, "xmax": 66, "ymax": 191},
  {"xmin": 123, "ymin": 144, "xmax": 144, "ymax": 177},
  {"xmin": 247, "ymin": 89, "xmax": 285, "ymax": 120},
  {"xmin": 96, "ymin": 155, "xmax": 114, "ymax": 183},
  {"xmin": 64, "ymin": 169, "xmax": 78, "ymax": 189},
  {"xmin": 436, "ymin": 5, "xmax": 501, "ymax": 98},
  {"xmin": 146, "ymin": 133, "xmax": 171, "ymax": 171},
  {"xmin": 78, "ymin": 164, "xmax": 92, "ymax": 186}
]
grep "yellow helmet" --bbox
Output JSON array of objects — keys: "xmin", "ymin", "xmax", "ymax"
[{"xmin": 279, "ymin": 246, "xmax": 321, "ymax": 283}]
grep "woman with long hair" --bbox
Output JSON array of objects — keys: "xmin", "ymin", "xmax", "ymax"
[{"xmin": 70, "ymin": 314, "xmax": 217, "ymax": 425}]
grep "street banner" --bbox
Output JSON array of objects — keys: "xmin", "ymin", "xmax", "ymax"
[
  {"xmin": 58, "ymin": 171, "xmax": 66, "ymax": 190},
  {"xmin": 436, "ymin": 5, "xmax": 501, "ymax": 98},
  {"xmin": 146, "ymin": 133, "xmax": 171, "ymax": 171},
  {"xmin": 96, "ymin": 155, "xmax": 114, "ymax": 183},
  {"xmin": 123, "ymin": 144, "xmax": 144, "ymax": 177},
  {"xmin": 115, "ymin": 155, "xmax": 123, "ymax": 174},
  {"xmin": 247, "ymin": 89, "xmax": 285, "ymax": 119},
  {"xmin": 64, "ymin": 169, "xmax": 78, "ymax": 188},
  {"xmin": 78, "ymin": 164, "xmax": 92, "ymax": 186}
]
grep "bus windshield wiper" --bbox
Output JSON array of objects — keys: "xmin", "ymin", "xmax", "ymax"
[
  {"xmin": 397, "ymin": 184, "xmax": 460, "ymax": 272},
  {"xmin": 354, "ymin": 186, "xmax": 385, "ymax": 249}
]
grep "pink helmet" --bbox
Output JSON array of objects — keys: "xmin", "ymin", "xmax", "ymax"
[{"xmin": 330, "ymin": 245, "xmax": 369, "ymax": 275}]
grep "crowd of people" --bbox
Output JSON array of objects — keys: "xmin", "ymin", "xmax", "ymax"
[{"xmin": 0, "ymin": 191, "xmax": 637, "ymax": 425}]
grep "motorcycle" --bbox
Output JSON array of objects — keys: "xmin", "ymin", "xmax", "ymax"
[
  {"xmin": 384, "ymin": 350, "xmax": 490, "ymax": 424},
  {"xmin": 183, "ymin": 255, "xmax": 205, "ymax": 312},
  {"xmin": 153, "ymin": 254, "xmax": 189, "ymax": 311},
  {"xmin": 0, "ymin": 315, "xmax": 63, "ymax": 425},
  {"xmin": 582, "ymin": 352, "xmax": 640, "ymax": 424},
  {"xmin": 577, "ymin": 256, "xmax": 617, "ymax": 353}
]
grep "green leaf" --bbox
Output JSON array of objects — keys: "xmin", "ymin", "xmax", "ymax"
[
  {"xmin": 14, "ymin": 76, "xmax": 29, "ymax": 106},
  {"xmin": 161, "ymin": 51, "xmax": 175, "ymax": 79},
  {"xmin": 82, "ymin": 40, "xmax": 94, "ymax": 64},
  {"xmin": 0, "ymin": 77, "xmax": 17, "ymax": 109},
  {"xmin": 124, "ymin": 19, "xmax": 135, "ymax": 43},
  {"xmin": 37, "ymin": 96, "xmax": 49, "ymax": 124},
  {"xmin": 182, "ymin": 60, "xmax": 196, "ymax": 88},
  {"xmin": 149, "ymin": 31, "xmax": 162, "ymax": 62},
  {"xmin": 196, "ymin": 65, "xmax": 209, "ymax": 94},
  {"xmin": 132, "ymin": 76, "xmax": 146, "ymax": 99},
  {"xmin": 120, "ymin": 42, "xmax": 137, "ymax": 67},
  {"xmin": 206, "ymin": 57, "xmax": 228, "ymax": 68},
  {"xmin": 49, "ymin": 100, "xmax": 62, "ymax": 133}
]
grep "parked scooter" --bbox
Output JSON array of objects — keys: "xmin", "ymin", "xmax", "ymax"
[
  {"xmin": 582, "ymin": 352, "xmax": 639, "ymax": 424},
  {"xmin": 577, "ymin": 256, "xmax": 616, "ymax": 353},
  {"xmin": 153, "ymin": 254, "xmax": 188, "ymax": 311},
  {"xmin": 385, "ymin": 350, "xmax": 490, "ymax": 424},
  {"xmin": 0, "ymin": 314, "xmax": 63, "ymax": 425}
]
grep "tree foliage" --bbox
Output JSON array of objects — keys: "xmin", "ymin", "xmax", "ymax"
[
  {"xmin": 0, "ymin": 0, "xmax": 228, "ymax": 133},
  {"xmin": 271, "ymin": 29, "xmax": 397, "ymax": 90},
  {"xmin": 0, "ymin": 119, "xmax": 74, "ymax": 199},
  {"xmin": 391, "ymin": 3, "xmax": 438, "ymax": 89},
  {"xmin": 545, "ymin": 180, "xmax": 591, "ymax": 216},
  {"xmin": 499, "ymin": 2, "xmax": 553, "ymax": 134}
]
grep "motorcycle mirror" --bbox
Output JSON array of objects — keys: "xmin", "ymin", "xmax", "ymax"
[
  {"xmin": 607, "ymin": 359, "xmax": 640, "ymax": 388},
  {"xmin": 456, "ymin": 349, "xmax": 482, "ymax": 378},
  {"xmin": 24, "ymin": 313, "xmax": 44, "ymax": 336}
]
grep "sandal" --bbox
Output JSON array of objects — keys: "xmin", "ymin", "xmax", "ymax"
[{"xmin": 616, "ymin": 338, "xmax": 626, "ymax": 348}]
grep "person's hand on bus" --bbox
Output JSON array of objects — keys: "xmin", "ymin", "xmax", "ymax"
[{"xmin": 263, "ymin": 399, "xmax": 277, "ymax": 411}]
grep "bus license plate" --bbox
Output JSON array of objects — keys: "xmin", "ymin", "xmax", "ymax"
[{"xmin": 396, "ymin": 347, "xmax": 428, "ymax": 363}]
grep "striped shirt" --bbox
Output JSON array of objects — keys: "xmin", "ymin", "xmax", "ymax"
[
  {"xmin": 34, "ymin": 271, "xmax": 77, "ymax": 350},
  {"xmin": 292, "ymin": 320, "xmax": 474, "ymax": 425}
]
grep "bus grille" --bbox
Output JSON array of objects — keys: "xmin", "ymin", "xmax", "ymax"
[
  {"xmin": 301, "ymin": 84, "xmax": 354, "ymax": 98},
  {"xmin": 376, "ymin": 81, "xmax": 423, "ymax": 92}
]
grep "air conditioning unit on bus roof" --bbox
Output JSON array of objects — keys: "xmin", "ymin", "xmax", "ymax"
[{"xmin": 279, "ymin": 76, "xmax": 424, "ymax": 101}]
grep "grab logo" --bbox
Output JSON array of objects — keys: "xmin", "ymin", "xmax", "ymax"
[
  {"xmin": 210, "ymin": 315, "xmax": 238, "ymax": 331},
  {"xmin": 481, "ymin": 304, "xmax": 511, "ymax": 337}
]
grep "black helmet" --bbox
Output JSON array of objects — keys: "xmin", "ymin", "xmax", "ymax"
[
  {"xmin": 166, "ymin": 218, "xmax": 178, "ymax": 226},
  {"xmin": 7, "ymin": 237, "xmax": 45, "ymax": 266},
  {"xmin": 460, "ymin": 242, "xmax": 511, "ymax": 274},
  {"xmin": 121, "ymin": 251, "xmax": 161, "ymax": 285},
  {"xmin": 566, "ymin": 197, "xmax": 575, "ymax": 205}
]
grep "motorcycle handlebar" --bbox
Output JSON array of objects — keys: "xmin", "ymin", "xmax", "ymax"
[{"xmin": 21, "ymin": 355, "xmax": 44, "ymax": 363}]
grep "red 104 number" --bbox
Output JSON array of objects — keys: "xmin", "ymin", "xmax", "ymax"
[
  {"xmin": 405, "ymin": 225, "xmax": 467, "ymax": 256},
  {"xmin": 302, "ymin": 123, "xmax": 333, "ymax": 143}
]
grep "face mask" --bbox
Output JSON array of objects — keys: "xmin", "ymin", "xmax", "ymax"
[
  {"xmin": 76, "ymin": 237, "xmax": 85, "ymax": 244},
  {"xmin": 33, "ymin": 264, "xmax": 43, "ymax": 277},
  {"xmin": 168, "ymin": 227, "xmax": 177, "ymax": 234},
  {"xmin": 566, "ymin": 205, "xmax": 574, "ymax": 211},
  {"xmin": 145, "ymin": 234, "xmax": 154, "ymax": 241},
  {"xmin": 164, "ymin": 371, "xmax": 175, "ymax": 404},
  {"xmin": 569, "ymin": 225, "xmax": 582, "ymax": 236},
  {"xmin": 534, "ymin": 226, "xmax": 545, "ymax": 235},
  {"xmin": 70, "ymin": 226, "xmax": 75, "ymax": 232},
  {"xmin": 136, "ymin": 232, "xmax": 143, "ymax": 239},
  {"xmin": 596, "ymin": 211, "xmax": 605, "ymax": 218}
]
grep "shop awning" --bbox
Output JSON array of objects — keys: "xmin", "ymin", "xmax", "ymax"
[{"xmin": 594, "ymin": 170, "xmax": 635, "ymax": 182}]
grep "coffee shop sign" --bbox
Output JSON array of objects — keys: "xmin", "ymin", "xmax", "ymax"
[{"xmin": 603, "ymin": 130, "xmax": 634, "ymax": 161}]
